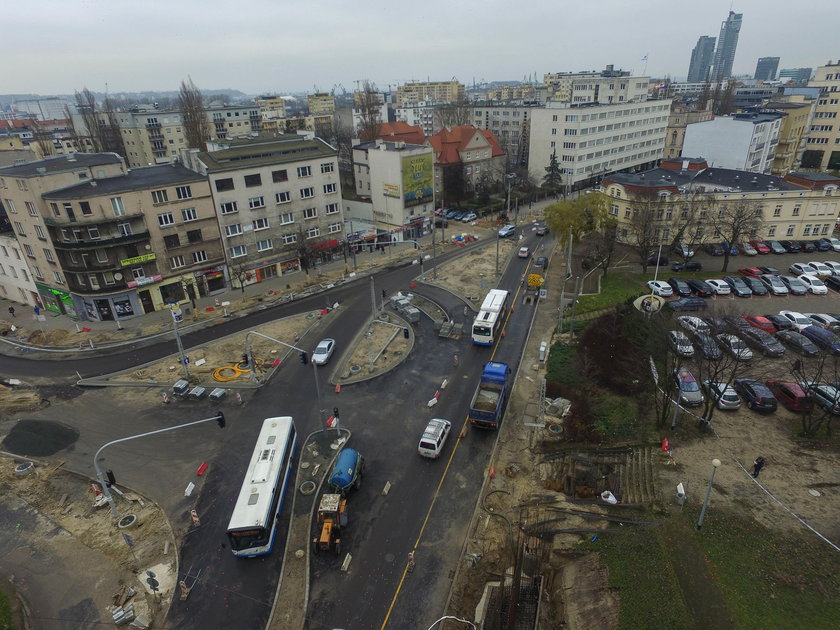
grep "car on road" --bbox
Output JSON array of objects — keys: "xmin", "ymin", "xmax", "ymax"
[
  {"xmin": 804, "ymin": 383, "xmax": 840, "ymax": 415},
  {"xmin": 826, "ymin": 275, "xmax": 840, "ymax": 292},
  {"xmin": 775, "ymin": 329, "xmax": 821, "ymax": 356},
  {"xmin": 647, "ymin": 252, "xmax": 669, "ymax": 266},
  {"xmin": 822, "ymin": 261, "xmax": 840, "ymax": 275},
  {"xmin": 677, "ymin": 315, "xmax": 711, "ymax": 336},
  {"xmin": 807, "ymin": 261, "xmax": 832, "ymax": 276},
  {"xmin": 779, "ymin": 275, "xmax": 808, "ymax": 295},
  {"xmin": 759, "ymin": 274, "xmax": 789, "ymax": 295},
  {"xmin": 535, "ymin": 224, "xmax": 548, "ymax": 236},
  {"xmin": 716, "ymin": 333, "xmax": 753, "ymax": 361},
  {"xmin": 750, "ymin": 240, "xmax": 771, "ymax": 254},
  {"xmin": 666, "ymin": 297, "xmax": 708, "ymax": 311},
  {"xmin": 706, "ymin": 279, "xmax": 731, "ymax": 295},
  {"xmin": 800, "ymin": 325, "xmax": 840, "ymax": 355},
  {"xmin": 417, "ymin": 418, "xmax": 452, "ymax": 458},
  {"xmin": 798, "ymin": 274, "xmax": 828, "ymax": 295},
  {"xmin": 667, "ymin": 277, "xmax": 692, "ymax": 297},
  {"xmin": 647, "ymin": 280, "xmax": 673, "ymax": 297},
  {"xmin": 705, "ymin": 243, "xmax": 725, "ymax": 256},
  {"xmin": 312, "ymin": 338, "xmax": 336, "ymax": 365},
  {"xmin": 671, "ymin": 260, "xmax": 702, "ymax": 272},
  {"xmin": 739, "ymin": 267, "xmax": 764, "ymax": 278},
  {"xmin": 498, "ymin": 224, "xmax": 516, "ymax": 238},
  {"xmin": 768, "ymin": 240, "xmax": 786, "ymax": 254},
  {"xmin": 668, "ymin": 330, "xmax": 695, "ymax": 357},
  {"xmin": 741, "ymin": 276, "xmax": 768, "ymax": 295},
  {"xmin": 743, "ymin": 315, "xmax": 776, "ymax": 333},
  {"xmin": 780, "ymin": 240, "xmax": 802, "ymax": 253},
  {"xmin": 740, "ymin": 242, "xmax": 759, "ymax": 256},
  {"xmin": 703, "ymin": 380, "xmax": 741, "ymax": 410},
  {"xmin": 673, "ymin": 367, "xmax": 704, "ymax": 407},
  {"xmin": 739, "ymin": 327, "xmax": 786, "ymax": 357},
  {"xmin": 804, "ymin": 313, "xmax": 840, "ymax": 330},
  {"xmin": 765, "ymin": 380, "xmax": 811, "ymax": 413},
  {"xmin": 686, "ymin": 279, "xmax": 714, "ymax": 297},
  {"xmin": 733, "ymin": 378, "xmax": 778, "ymax": 413},
  {"xmin": 789, "ymin": 262, "xmax": 817, "ymax": 276},
  {"xmin": 694, "ymin": 333, "xmax": 722, "ymax": 359},
  {"xmin": 723, "ymin": 275, "xmax": 752, "ymax": 297},
  {"xmin": 779, "ymin": 310, "xmax": 813, "ymax": 331},
  {"xmin": 518, "ymin": 246, "xmax": 530, "ymax": 258},
  {"xmin": 763, "ymin": 314, "xmax": 796, "ymax": 331}
]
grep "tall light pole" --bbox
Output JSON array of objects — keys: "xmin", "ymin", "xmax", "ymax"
[
  {"xmin": 497, "ymin": 173, "xmax": 517, "ymax": 275},
  {"xmin": 169, "ymin": 303, "xmax": 190, "ymax": 380},
  {"xmin": 696, "ymin": 458, "xmax": 722, "ymax": 530}
]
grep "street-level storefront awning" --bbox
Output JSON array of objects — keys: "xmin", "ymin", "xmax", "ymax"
[{"xmin": 312, "ymin": 239, "xmax": 340, "ymax": 251}]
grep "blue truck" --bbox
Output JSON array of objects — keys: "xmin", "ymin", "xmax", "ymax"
[
  {"xmin": 468, "ymin": 362, "xmax": 511, "ymax": 429},
  {"xmin": 329, "ymin": 448, "xmax": 365, "ymax": 495}
]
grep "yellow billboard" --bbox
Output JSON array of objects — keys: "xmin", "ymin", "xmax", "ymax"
[{"xmin": 402, "ymin": 154, "xmax": 434, "ymax": 207}]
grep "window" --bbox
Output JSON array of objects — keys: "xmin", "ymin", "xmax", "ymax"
[
  {"xmin": 14, "ymin": 221, "xmax": 26, "ymax": 236},
  {"xmin": 272, "ymin": 169, "xmax": 288, "ymax": 183},
  {"xmin": 110, "ymin": 197, "xmax": 125, "ymax": 216},
  {"xmin": 253, "ymin": 217, "xmax": 269, "ymax": 231},
  {"xmin": 282, "ymin": 233, "xmax": 297, "ymax": 245},
  {"xmin": 306, "ymin": 226, "xmax": 320, "ymax": 239},
  {"xmin": 131, "ymin": 268, "xmax": 145, "ymax": 280},
  {"xmin": 803, "ymin": 224, "xmax": 812, "ymax": 236},
  {"xmin": 170, "ymin": 255, "xmax": 186, "ymax": 269},
  {"xmin": 328, "ymin": 222, "xmax": 342, "ymax": 233},
  {"xmin": 767, "ymin": 225, "xmax": 777, "ymax": 237},
  {"xmin": 88, "ymin": 226, "xmax": 100, "ymax": 239},
  {"xmin": 793, "ymin": 204, "xmax": 801, "ymax": 216},
  {"xmin": 248, "ymin": 196, "xmax": 265, "ymax": 209},
  {"xmin": 158, "ymin": 212, "xmax": 175, "ymax": 227},
  {"xmin": 229, "ymin": 244, "xmax": 247, "ymax": 258},
  {"xmin": 176, "ymin": 185, "xmax": 192, "ymax": 200},
  {"xmin": 303, "ymin": 207, "xmax": 317, "ymax": 219},
  {"xmin": 23, "ymin": 244, "xmax": 35, "ymax": 258},
  {"xmin": 53, "ymin": 271, "xmax": 64, "ymax": 284},
  {"xmin": 823, "ymin": 224, "xmax": 831, "ymax": 235},
  {"xmin": 187, "ymin": 229, "xmax": 203, "ymax": 243},
  {"xmin": 297, "ymin": 165, "xmax": 311, "ymax": 177},
  {"xmin": 256, "ymin": 239, "xmax": 273, "ymax": 251},
  {"xmin": 164, "ymin": 234, "xmax": 181, "ymax": 248},
  {"xmin": 152, "ymin": 189, "xmax": 169, "ymax": 204},
  {"xmin": 321, "ymin": 162, "xmax": 334, "ymax": 173},
  {"xmin": 773, "ymin": 205, "xmax": 782, "ymax": 217},
  {"xmin": 280, "ymin": 212, "xmax": 294, "ymax": 225},
  {"xmin": 34, "ymin": 225, "xmax": 46, "ymax": 240},
  {"xmin": 225, "ymin": 224, "xmax": 243, "ymax": 237},
  {"xmin": 786, "ymin": 224, "xmax": 796, "ymax": 236},
  {"xmin": 325, "ymin": 202, "xmax": 339, "ymax": 214},
  {"xmin": 220, "ymin": 201, "xmax": 238, "ymax": 215},
  {"xmin": 79, "ymin": 201, "xmax": 92, "ymax": 215},
  {"xmin": 323, "ymin": 183, "xmax": 337, "ymax": 194},
  {"xmin": 300, "ymin": 187, "xmax": 315, "ymax": 199},
  {"xmin": 181, "ymin": 207, "xmax": 197, "ymax": 222},
  {"xmin": 118, "ymin": 222, "xmax": 132, "ymax": 236},
  {"xmin": 244, "ymin": 173, "xmax": 262, "ymax": 187},
  {"xmin": 50, "ymin": 202, "xmax": 61, "ymax": 217},
  {"xmin": 103, "ymin": 272, "xmax": 115, "ymax": 285},
  {"xmin": 276, "ymin": 191, "xmax": 291, "ymax": 204},
  {"xmin": 5, "ymin": 199, "xmax": 16, "ymax": 213},
  {"xmin": 215, "ymin": 178, "xmax": 234, "ymax": 192},
  {"xmin": 25, "ymin": 201, "xmax": 38, "ymax": 216},
  {"xmin": 192, "ymin": 250, "xmax": 208, "ymax": 263},
  {"xmin": 609, "ymin": 204, "xmax": 618, "ymax": 216}
]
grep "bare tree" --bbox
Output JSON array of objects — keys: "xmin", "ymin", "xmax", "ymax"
[
  {"xmin": 709, "ymin": 199, "xmax": 765, "ymax": 272},
  {"xmin": 179, "ymin": 77, "xmax": 209, "ymax": 152},
  {"xmin": 790, "ymin": 354, "xmax": 839, "ymax": 437},
  {"xmin": 580, "ymin": 216, "xmax": 619, "ymax": 277},
  {"xmin": 434, "ymin": 99, "xmax": 472, "ymax": 130},
  {"xmin": 30, "ymin": 121, "xmax": 55, "ymax": 157},
  {"xmin": 75, "ymin": 88, "xmax": 104, "ymax": 152},
  {"xmin": 71, "ymin": 88, "xmax": 125, "ymax": 157},
  {"xmin": 295, "ymin": 229, "xmax": 320, "ymax": 276},
  {"xmin": 626, "ymin": 192, "xmax": 667, "ymax": 274},
  {"xmin": 64, "ymin": 104, "xmax": 86, "ymax": 153},
  {"xmin": 356, "ymin": 80, "xmax": 383, "ymax": 141},
  {"xmin": 102, "ymin": 96, "xmax": 127, "ymax": 158}
]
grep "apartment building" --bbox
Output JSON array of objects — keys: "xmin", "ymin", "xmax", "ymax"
[
  {"xmin": 307, "ymin": 93, "xmax": 336, "ymax": 115},
  {"xmin": 603, "ymin": 158, "xmax": 839, "ymax": 246},
  {"xmin": 0, "ymin": 228, "xmax": 40, "ymax": 307},
  {"xmin": 427, "ymin": 126, "xmax": 506, "ymax": 202},
  {"xmin": 663, "ymin": 103, "xmax": 714, "ymax": 158},
  {"xmin": 471, "ymin": 104, "xmax": 534, "ymax": 169},
  {"xmin": 395, "ymin": 103, "xmax": 439, "ymax": 137},
  {"xmin": 255, "ymin": 95, "xmax": 287, "ymax": 121},
  {"xmin": 802, "ymin": 61, "xmax": 840, "ymax": 171},
  {"xmin": 486, "ymin": 85, "xmax": 538, "ymax": 102},
  {"xmin": 683, "ymin": 112, "xmax": 783, "ymax": 173},
  {"xmin": 182, "ymin": 136, "xmax": 343, "ymax": 289},
  {"xmin": 764, "ymin": 95, "xmax": 817, "ymax": 175},
  {"xmin": 396, "ymin": 81, "xmax": 465, "ymax": 107}
]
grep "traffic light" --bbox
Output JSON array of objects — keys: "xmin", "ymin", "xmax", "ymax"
[
  {"xmin": 299, "ymin": 351, "xmax": 308, "ymax": 365},
  {"xmin": 403, "ymin": 328, "xmax": 409, "ymax": 339},
  {"xmin": 382, "ymin": 289, "xmax": 387, "ymax": 300},
  {"xmin": 216, "ymin": 412, "xmax": 226, "ymax": 428},
  {"xmin": 106, "ymin": 469, "xmax": 116, "ymax": 487},
  {"xmin": 333, "ymin": 407, "xmax": 340, "ymax": 419}
]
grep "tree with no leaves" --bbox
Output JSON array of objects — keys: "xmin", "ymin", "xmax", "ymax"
[
  {"xmin": 709, "ymin": 199, "xmax": 764, "ymax": 272},
  {"xmin": 71, "ymin": 88, "xmax": 126, "ymax": 158},
  {"xmin": 179, "ymin": 77, "xmax": 209, "ymax": 152},
  {"xmin": 356, "ymin": 80, "xmax": 383, "ymax": 142},
  {"xmin": 626, "ymin": 191, "xmax": 667, "ymax": 274},
  {"xmin": 434, "ymin": 99, "xmax": 472, "ymax": 130}
]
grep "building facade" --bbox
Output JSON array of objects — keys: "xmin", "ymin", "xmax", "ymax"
[
  {"xmin": 307, "ymin": 93, "xmax": 336, "ymax": 115},
  {"xmin": 764, "ymin": 96, "xmax": 817, "ymax": 175},
  {"xmin": 733, "ymin": 86, "xmax": 777, "ymax": 111},
  {"xmin": 396, "ymin": 81, "xmax": 465, "ymax": 107},
  {"xmin": 427, "ymin": 126, "xmax": 506, "ymax": 202},
  {"xmin": 710, "ymin": 11, "xmax": 743, "ymax": 82},
  {"xmin": 0, "ymin": 230, "xmax": 40, "ymax": 307},
  {"xmin": 471, "ymin": 104, "xmax": 534, "ymax": 169},
  {"xmin": 754, "ymin": 57, "xmax": 780, "ymax": 81},
  {"xmin": 779, "ymin": 68, "xmax": 813, "ymax": 84},
  {"xmin": 687, "ymin": 36, "xmax": 716, "ymax": 83},
  {"xmin": 663, "ymin": 103, "xmax": 714, "ymax": 158},
  {"xmin": 802, "ymin": 61, "xmax": 840, "ymax": 172},
  {"xmin": 682, "ymin": 112, "xmax": 783, "ymax": 173}
]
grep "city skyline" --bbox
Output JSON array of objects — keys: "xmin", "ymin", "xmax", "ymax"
[{"xmin": 5, "ymin": 1, "xmax": 839, "ymax": 96}]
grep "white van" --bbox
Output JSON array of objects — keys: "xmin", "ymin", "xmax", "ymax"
[{"xmin": 417, "ymin": 418, "xmax": 452, "ymax": 458}]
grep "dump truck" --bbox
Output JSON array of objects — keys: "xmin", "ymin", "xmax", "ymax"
[
  {"xmin": 328, "ymin": 448, "xmax": 364, "ymax": 495},
  {"xmin": 468, "ymin": 362, "xmax": 511, "ymax": 430},
  {"xmin": 313, "ymin": 493, "xmax": 348, "ymax": 555}
]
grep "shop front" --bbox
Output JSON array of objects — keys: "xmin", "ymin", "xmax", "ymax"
[
  {"xmin": 194, "ymin": 267, "xmax": 227, "ymax": 296},
  {"xmin": 36, "ymin": 283, "xmax": 77, "ymax": 318},
  {"xmin": 74, "ymin": 289, "xmax": 142, "ymax": 322}
]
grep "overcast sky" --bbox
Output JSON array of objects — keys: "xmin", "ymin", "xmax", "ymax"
[{"xmin": 7, "ymin": 0, "xmax": 839, "ymax": 96}]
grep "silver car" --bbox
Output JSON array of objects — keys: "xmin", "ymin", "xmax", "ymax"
[
  {"xmin": 312, "ymin": 338, "xmax": 336, "ymax": 365},
  {"xmin": 703, "ymin": 380, "xmax": 741, "ymax": 410},
  {"xmin": 668, "ymin": 330, "xmax": 695, "ymax": 358}
]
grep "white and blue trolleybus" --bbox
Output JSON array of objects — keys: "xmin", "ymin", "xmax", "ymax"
[
  {"xmin": 471, "ymin": 289, "xmax": 509, "ymax": 346},
  {"xmin": 226, "ymin": 416, "xmax": 297, "ymax": 557}
]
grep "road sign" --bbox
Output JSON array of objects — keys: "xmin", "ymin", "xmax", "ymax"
[{"xmin": 539, "ymin": 289, "xmax": 547, "ymax": 299}]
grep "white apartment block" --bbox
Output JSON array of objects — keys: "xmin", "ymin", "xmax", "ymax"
[
  {"xmin": 803, "ymin": 61, "xmax": 840, "ymax": 171},
  {"xmin": 395, "ymin": 103, "xmax": 438, "ymax": 137},
  {"xmin": 683, "ymin": 112, "xmax": 783, "ymax": 173},
  {"xmin": 471, "ymin": 104, "xmax": 534, "ymax": 169},
  {"xmin": 0, "ymin": 232, "xmax": 40, "ymax": 307}
]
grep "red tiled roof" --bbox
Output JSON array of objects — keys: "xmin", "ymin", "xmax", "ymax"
[
  {"xmin": 426, "ymin": 125, "xmax": 505, "ymax": 165},
  {"xmin": 363, "ymin": 121, "xmax": 425, "ymax": 145},
  {"xmin": 0, "ymin": 119, "xmax": 36, "ymax": 130}
]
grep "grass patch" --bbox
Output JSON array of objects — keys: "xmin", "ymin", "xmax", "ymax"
[
  {"xmin": 577, "ymin": 272, "xmax": 642, "ymax": 314},
  {"xmin": 546, "ymin": 342, "xmax": 582, "ymax": 386},
  {"xmin": 0, "ymin": 588, "xmax": 13, "ymax": 630},
  {"xmin": 590, "ymin": 392, "xmax": 647, "ymax": 441}
]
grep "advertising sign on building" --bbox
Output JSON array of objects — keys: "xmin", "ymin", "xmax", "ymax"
[
  {"xmin": 402, "ymin": 154, "xmax": 434, "ymax": 207},
  {"xmin": 383, "ymin": 183, "xmax": 400, "ymax": 198}
]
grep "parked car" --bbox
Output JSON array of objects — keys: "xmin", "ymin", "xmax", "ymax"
[
  {"xmin": 518, "ymin": 246, "xmax": 530, "ymax": 258},
  {"xmin": 733, "ymin": 378, "xmax": 778, "ymax": 413},
  {"xmin": 807, "ymin": 261, "xmax": 832, "ymax": 276},
  {"xmin": 705, "ymin": 243, "xmax": 725, "ymax": 256},
  {"xmin": 738, "ymin": 267, "xmax": 764, "ymax": 278},
  {"xmin": 722, "ymin": 241, "xmax": 740, "ymax": 256},
  {"xmin": 764, "ymin": 314, "xmax": 796, "ymax": 331},
  {"xmin": 647, "ymin": 252, "xmax": 669, "ymax": 266},
  {"xmin": 822, "ymin": 237, "xmax": 840, "ymax": 252},
  {"xmin": 716, "ymin": 333, "xmax": 753, "ymax": 361},
  {"xmin": 677, "ymin": 315, "xmax": 711, "ymax": 336},
  {"xmin": 668, "ymin": 330, "xmax": 695, "ymax": 358},
  {"xmin": 671, "ymin": 261, "xmax": 703, "ymax": 272},
  {"xmin": 778, "ymin": 275, "xmax": 808, "ymax": 296},
  {"xmin": 666, "ymin": 297, "xmax": 708, "ymax": 311},
  {"xmin": 779, "ymin": 310, "xmax": 813, "ymax": 331},
  {"xmin": 804, "ymin": 383, "xmax": 840, "ymax": 415},
  {"xmin": 743, "ymin": 315, "xmax": 776, "ymax": 333},
  {"xmin": 449, "ymin": 210, "xmax": 465, "ymax": 220},
  {"xmin": 750, "ymin": 240, "xmax": 771, "ymax": 254},
  {"xmin": 312, "ymin": 338, "xmax": 336, "ymax": 365},
  {"xmin": 799, "ymin": 241, "xmax": 817, "ymax": 253},
  {"xmin": 686, "ymin": 279, "xmax": 714, "ymax": 297},
  {"xmin": 647, "ymin": 280, "xmax": 673, "ymax": 297},
  {"xmin": 739, "ymin": 327, "xmax": 786, "ymax": 357},
  {"xmin": 461, "ymin": 211, "xmax": 477, "ymax": 222},
  {"xmin": 768, "ymin": 240, "xmax": 786, "ymax": 254},
  {"xmin": 706, "ymin": 279, "xmax": 731, "ymax": 295},
  {"xmin": 776, "ymin": 329, "xmax": 821, "ymax": 356},
  {"xmin": 804, "ymin": 313, "xmax": 840, "ymax": 330},
  {"xmin": 535, "ymin": 224, "xmax": 548, "ymax": 236},
  {"xmin": 798, "ymin": 274, "xmax": 828, "ymax": 295},
  {"xmin": 673, "ymin": 243, "xmax": 695, "ymax": 258},
  {"xmin": 800, "ymin": 325, "xmax": 840, "ymax": 355},
  {"xmin": 758, "ymin": 266, "xmax": 781, "ymax": 276},
  {"xmin": 703, "ymin": 316, "xmax": 729, "ymax": 334},
  {"xmin": 667, "ymin": 277, "xmax": 692, "ymax": 297},
  {"xmin": 723, "ymin": 275, "xmax": 752, "ymax": 297},
  {"xmin": 498, "ymin": 224, "xmax": 516, "ymax": 238},
  {"xmin": 825, "ymin": 275, "xmax": 840, "ymax": 292},
  {"xmin": 759, "ymin": 274, "xmax": 789, "ymax": 295},
  {"xmin": 812, "ymin": 239, "xmax": 832, "ymax": 252},
  {"xmin": 673, "ymin": 367, "xmax": 704, "ymax": 407},
  {"xmin": 723, "ymin": 315, "xmax": 751, "ymax": 333},
  {"xmin": 765, "ymin": 380, "xmax": 812, "ymax": 413},
  {"xmin": 780, "ymin": 240, "xmax": 802, "ymax": 253},
  {"xmin": 822, "ymin": 261, "xmax": 840, "ymax": 275},
  {"xmin": 740, "ymin": 242, "xmax": 759, "ymax": 256},
  {"xmin": 703, "ymin": 380, "xmax": 741, "ymax": 410},
  {"xmin": 789, "ymin": 262, "xmax": 817, "ymax": 276},
  {"xmin": 694, "ymin": 333, "xmax": 722, "ymax": 360}
]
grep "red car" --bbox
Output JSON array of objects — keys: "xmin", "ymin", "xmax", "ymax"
[
  {"xmin": 765, "ymin": 380, "xmax": 812, "ymax": 413},
  {"xmin": 742, "ymin": 315, "xmax": 776, "ymax": 334},
  {"xmin": 750, "ymin": 240, "xmax": 771, "ymax": 254},
  {"xmin": 738, "ymin": 267, "xmax": 764, "ymax": 278}
]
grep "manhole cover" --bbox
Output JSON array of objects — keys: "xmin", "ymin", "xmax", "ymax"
[
  {"xmin": 300, "ymin": 481, "xmax": 316, "ymax": 495},
  {"xmin": 300, "ymin": 462, "xmax": 310, "ymax": 469},
  {"xmin": 118, "ymin": 514, "xmax": 138, "ymax": 529},
  {"xmin": 14, "ymin": 462, "xmax": 34, "ymax": 476},
  {"xmin": 349, "ymin": 365, "xmax": 361, "ymax": 374}
]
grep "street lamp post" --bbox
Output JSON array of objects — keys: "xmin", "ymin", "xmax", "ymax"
[
  {"xmin": 696, "ymin": 458, "xmax": 722, "ymax": 530},
  {"xmin": 497, "ymin": 173, "xmax": 517, "ymax": 275},
  {"xmin": 94, "ymin": 412, "xmax": 225, "ymax": 517},
  {"xmin": 169, "ymin": 304, "xmax": 190, "ymax": 380}
]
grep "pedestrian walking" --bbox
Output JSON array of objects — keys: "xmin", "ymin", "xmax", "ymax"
[
  {"xmin": 407, "ymin": 551, "xmax": 416, "ymax": 572},
  {"xmin": 7, "ymin": 306, "xmax": 15, "ymax": 318},
  {"xmin": 752, "ymin": 456, "xmax": 765, "ymax": 478},
  {"xmin": 453, "ymin": 354, "xmax": 459, "ymax": 367},
  {"xmin": 33, "ymin": 305, "xmax": 40, "ymax": 317},
  {"xmin": 463, "ymin": 305, "xmax": 468, "ymax": 318}
]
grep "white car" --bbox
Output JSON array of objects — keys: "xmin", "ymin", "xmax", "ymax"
[
  {"xmin": 518, "ymin": 246, "xmax": 530, "ymax": 258},
  {"xmin": 807, "ymin": 261, "xmax": 832, "ymax": 276},
  {"xmin": 703, "ymin": 380, "xmax": 741, "ymax": 410},
  {"xmin": 824, "ymin": 237, "xmax": 840, "ymax": 252},
  {"xmin": 716, "ymin": 333, "xmax": 753, "ymax": 361},
  {"xmin": 805, "ymin": 313, "xmax": 840, "ymax": 329},
  {"xmin": 779, "ymin": 310, "xmax": 813, "ymax": 332},
  {"xmin": 706, "ymin": 279, "xmax": 731, "ymax": 295},
  {"xmin": 668, "ymin": 330, "xmax": 695, "ymax": 357},
  {"xmin": 418, "ymin": 418, "xmax": 452, "ymax": 458},
  {"xmin": 823, "ymin": 261, "xmax": 840, "ymax": 275},
  {"xmin": 677, "ymin": 315, "xmax": 711, "ymax": 336},
  {"xmin": 647, "ymin": 280, "xmax": 673, "ymax": 297},
  {"xmin": 798, "ymin": 274, "xmax": 828, "ymax": 295},
  {"xmin": 789, "ymin": 262, "xmax": 817, "ymax": 276},
  {"xmin": 740, "ymin": 242, "xmax": 758, "ymax": 256},
  {"xmin": 312, "ymin": 338, "xmax": 336, "ymax": 365}
]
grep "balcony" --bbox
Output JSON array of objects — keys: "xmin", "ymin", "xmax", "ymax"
[
  {"xmin": 52, "ymin": 230, "xmax": 151, "ymax": 250},
  {"xmin": 145, "ymin": 121, "xmax": 161, "ymax": 129},
  {"xmin": 60, "ymin": 258, "xmax": 122, "ymax": 272},
  {"xmin": 43, "ymin": 212, "xmax": 144, "ymax": 227}
]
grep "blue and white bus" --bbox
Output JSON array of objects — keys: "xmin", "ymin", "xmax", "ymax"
[
  {"xmin": 471, "ymin": 289, "xmax": 510, "ymax": 346},
  {"xmin": 226, "ymin": 416, "xmax": 297, "ymax": 557}
]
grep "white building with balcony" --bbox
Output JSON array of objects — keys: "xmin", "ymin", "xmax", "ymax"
[{"xmin": 682, "ymin": 112, "xmax": 783, "ymax": 173}]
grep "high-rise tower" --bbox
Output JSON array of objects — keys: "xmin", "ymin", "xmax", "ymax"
[
  {"xmin": 754, "ymin": 57, "xmax": 780, "ymax": 81},
  {"xmin": 687, "ymin": 36, "xmax": 716, "ymax": 83},
  {"xmin": 710, "ymin": 11, "xmax": 743, "ymax": 82}
]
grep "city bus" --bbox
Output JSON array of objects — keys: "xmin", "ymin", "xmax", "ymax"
[
  {"xmin": 226, "ymin": 416, "xmax": 297, "ymax": 557},
  {"xmin": 471, "ymin": 289, "xmax": 510, "ymax": 346}
]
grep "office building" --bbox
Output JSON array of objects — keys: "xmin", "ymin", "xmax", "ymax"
[
  {"xmin": 754, "ymin": 57, "xmax": 780, "ymax": 81},
  {"xmin": 687, "ymin": 36, "xmax": 716, "ymax": 83},
  {"xmin": 710, "ymin": 11, "xmax": 743, "ymax": 82},
  {"xmin": 802, "ymin": 61, "xmax": 840, "ymax": 171},
  {"xmin": 779, "ymin": 68, "xmax": 813, "ymax": 85}
]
